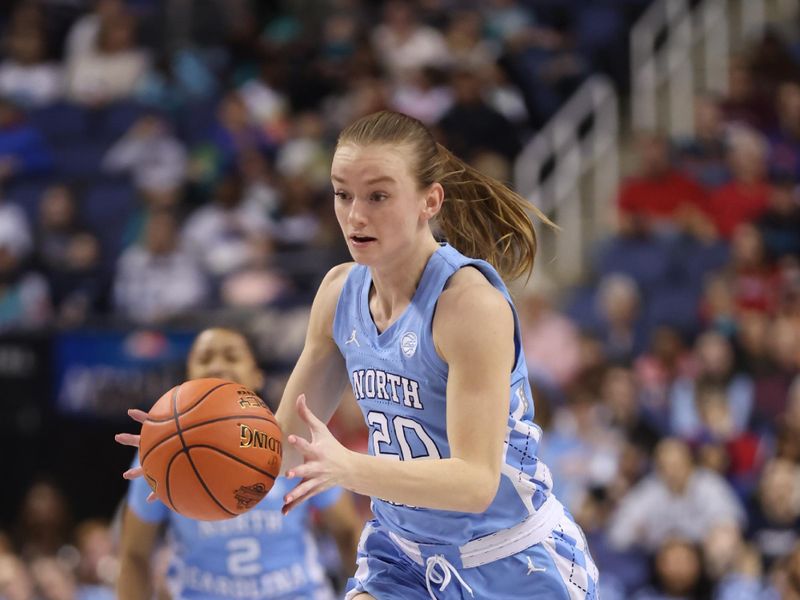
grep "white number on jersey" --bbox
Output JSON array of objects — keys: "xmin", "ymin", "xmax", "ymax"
[
  {"xmin": 367, "ymin": 411, "xmax": 441, "ymax": 460},
  {"xmin": 226, "ymin": 538, "xmax": 261, "ymax": 576}
]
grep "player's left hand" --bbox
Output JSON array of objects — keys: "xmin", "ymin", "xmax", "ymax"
[
  {"xmin": 114, "ymin": 408, "xmax": 157, "ymax": 502},
  {"xmin": 282, "ymin": 394, "xmax": 354, "ymax": 514}
]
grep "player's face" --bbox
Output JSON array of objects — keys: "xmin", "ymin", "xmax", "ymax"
[
  {"xmin": 187, "ymin": 329, "xmax": 263, "ymax": 391},
  {"xmin": 331, "ymin": 143, "xmax": 432, "ymax": 265}
]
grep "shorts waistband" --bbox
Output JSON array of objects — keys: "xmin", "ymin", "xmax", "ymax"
[{"xmin": 388, "ymin": 493, "xmax": 564, "ymax": 569}]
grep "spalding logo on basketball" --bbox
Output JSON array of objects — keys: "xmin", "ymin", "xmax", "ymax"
[
  {"xmin": 401, "ymin": 331, "xmax": 418, "ymax": 357},
  {"xmin": 139, "ymin": 378, "xmax": 282, "ymax": 521}
]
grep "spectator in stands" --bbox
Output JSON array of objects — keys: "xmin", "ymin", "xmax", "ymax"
[
  {"xmin": 766, "ymin": 81, "xmax": 800, "ymax": 181},
  {"xmin": 0, "ymin": 188, "xmax": 32, "ymax": 259},
  {"xmin": 705, "ymin": 127, "xmax": 770, "ymax": 239},
  {"xmin": 0, "ymin": 22, "xmax": 63, "ymax": 108},
  {"xmin": 0, "ymin": 97, "xmax": 52, "ymax": 183},
  {"xmin": 206, "ymin": 92, "xmax": 276, "ymax": 178},
  {"xmin": 34, "ymin": 184, "xmax": 108, "ymax": 326},
  {"xmin": 617, "ymin": 132, "xmax": 707, "ymax": 236},
  {"xmin": 29, "ymin": 556, "xmax": 78, "ymax": 600},
  {"xmin": 539, "ymin": 387, "xmax": 622, "ymax": 513},
  {"xmin": 113, "ymin": 209, "xmax": 207, "ymax": 324},
  {"xmin": 702, "ymin": 522, "xmax": 747, "ymax": 589},
  {"xmin": 700, "ymin": 274, "xmax": 738, "ymax": 335},
  {"xmin": 751, "ymin": 317, "xmax": 800, "ymax": 424},
  {"xmin": 517, "ymin": 278, "xmax": 581, "ymax": 390},
  {"xmin": 0, "ymin": 241, "xmax": 51, "ymax": 333},
  {"xmin": 746, "ymin": 459, "xmax": 800, "ymax": 570},
  {"xmin": 670, "ymin": 330, "xmax": 754, "ymax": 440},
  {"xmin": 675, "ymin": 94, "xmax": 730, "ymax": 188},
  {"xmin": 632, "ymin": 538, "xmax": 709, "ymax": 599},
  {"xmin": 720, "ymin": 55, "xmax": 775, "ymax": 131},
  {"xmin": 437, "ymin": 67, "xmax": 521, "ymax": 162},
  {"xmin": 274, "ymin": 112, "xmax": 331, "ymax": 195},
  {"xmin": 238, "ymin": 58, "xmax": 291, "ymax": 144},
  {"xmin": 607, "ymin": 438, "xmax": 745, "ymax": 552},
  {"xmin": 34, "ymin": 184, "xmax": 80, "ymax": 274},
  {"xmin": 443, "ymin": 9, "xmax": 499, "ymax": 75},
  {"xmin": 66, "ymin": 10, "xmax": 149, "ymax": 107},
  {"xmin": 390, "ymin": 66, "xmax": 453, "ymax": 125},
  {"xmin": 774, "ymin": 542, "xmax": 800, "ymax": 599},
  {"xmin": 74, "ymin": 520, "xmax": 115, "ymax": 600},
  {"xmin": 756, "ymin": 177, "xmax": 800, "ymax": 261},
  {"xmin": 370, "ymin": 0, "xmax": 451, "ymax": 83},
  {"xmin": 0, "ymin": 553, "xmax": 36, "ymax": 600},
  {"xmin": 14, "ymin": 481, "xmax": 72, "ymax": 560},
  {"xmin": 634, "ymin": 327, "xmax": 692, "ymax": 428},
  {"xmin": 595, "ymin": 273, "xmax": 647, "ymax": 364},
  {"xmin": 601, "ymin": 366, "xmax": 661, "ymax": 459},
  {"xmin": 102, "ymin": 114, "xmax": 187, "ymax": 203},
  {"xmin": 181, "ymin": 171, "xmax": 273, "ymax": 281},
  {"xmin": 727, "ymin": 224, "xmax": 780, "ymax": 314}
]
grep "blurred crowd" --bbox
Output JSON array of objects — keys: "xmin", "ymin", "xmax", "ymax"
[
  {"xmin": 519, "ymin": 27, "xmax": 800, "ymax": 600},
  {"xmin": 3, "ymin": 1, "xmax": 800, "ymax": 600},
  {"xmin": 0, "ymin": 0, "xmax": 648, "ymax": 331}
]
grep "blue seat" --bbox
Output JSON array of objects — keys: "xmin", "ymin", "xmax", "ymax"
[
  {"xmin": 5, "ymin": 178, "xmax": 51, "ymax": 224},
  {"xmin": 51, "ymin": 142, "xmax": 109, "ymax": 181},
  {"xmin": 645, "ymin": 285, "xmax": 701, "ymax": 338},
  {"xmin": 674, "ymin": 238, "xmax": 730, "ymax": 291},
  {"xmin": 593, "ymin": 235, "xmax": 678, "ymax": 295},
  {"xmin": 28, "ymin": 103, "xmax": 88, "ymax": 141},
  {"xmin": 94, "ymin": 101, "xmax": 148, "ymax": 142},
  {"xmin": 80, "ymin": 181, "xmax": 139, "ymax": 265}
]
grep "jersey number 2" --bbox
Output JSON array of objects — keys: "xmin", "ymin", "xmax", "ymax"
[
  {"xmin": 367, "ymin": 411, "xmax": 441, "ymax": 460},
  {"xmin": 226, "ymin": 538, "xmax": 261, "ymax": 576}
]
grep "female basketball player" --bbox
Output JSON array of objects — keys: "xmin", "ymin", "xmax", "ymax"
[
  {"xmin": 120, "ymin": 111, "xmax": 598, "ymax": 599},
  {"xmin": 116, "ymin": 327, "xmax": 362, "ymax": 600},
  {"xmin": 274, "ymin": 111, "xmax": 599, "ymax": 599}
]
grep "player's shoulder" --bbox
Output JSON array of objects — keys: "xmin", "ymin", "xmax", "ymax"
[
  {"xmin": 438, "ymin": 266, "xmax": 510, "ymax": 318},
  {"xmin": 308, "ymin": 263, "xmax": 357, "ymax": 331},
  {"xmin": 316, "ymin": 262, "xmax": 357, "ymax": 304}
]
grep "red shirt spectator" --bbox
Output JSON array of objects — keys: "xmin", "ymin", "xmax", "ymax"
[
  {"xmin": 619, "ymin": 171, "xmax": 707, "ymax": 221},
  {"xmin": 705, "ymin": 181, "xmax": 770, "ymax": 238},
  {"xmin": 618, "ymin": 133, "xmax": 707, "ymax": 227}
]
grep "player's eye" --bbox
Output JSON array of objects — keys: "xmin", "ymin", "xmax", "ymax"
[
  {"xmin": 334, "ymin": 190, "xmax": 350, "ymax": 201},
  {"xmin": 370, "ymin": 192, "xmax": 388, "ymax": 202}
]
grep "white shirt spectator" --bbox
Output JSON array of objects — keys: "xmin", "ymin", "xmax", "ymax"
[
  {"xmin": 0, "ymin": 61, "xmax": 64, "ymax": 107},
  {"xmin": 181, "ymin": 201, "xmax": 272, "ymax": 277},
  {"xmin": 371, "ymin": 24, "xmax": 450, "ymax": 81},
  {"xmin": 0, "ymin": 203, "xmax": 33, "ymax": 258},
  {"xmin": 67, "ymin": 50, "xmax": 148, "ymax": 105},
  {"xmin": 113, "ymin": 246, "xmax": 207, "ymax": 324},
  {"xmin": 607, "ymin": 467, "xmax": 746, "ymax": 552},
  {"xmin": 102, "ymin": 118, "xmax": 187, "ymax": 192},
  {"xmin": 0, "ymin": 271, "xmax": 51, "ymax": 332}
]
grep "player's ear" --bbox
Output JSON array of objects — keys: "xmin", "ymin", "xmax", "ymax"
[{"xmin": 422, "ymin": 182, "xmax": 444, "ymax": 221}]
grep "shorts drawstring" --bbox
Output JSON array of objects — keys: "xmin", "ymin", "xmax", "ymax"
[{"xmin": 425, "ymin": 555, "xmax": 474, "ymax": 599}]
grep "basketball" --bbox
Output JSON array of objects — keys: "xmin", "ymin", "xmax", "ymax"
[{"xmin": 138, "ymin": 378, "xmax": 282, "ymax": 521}]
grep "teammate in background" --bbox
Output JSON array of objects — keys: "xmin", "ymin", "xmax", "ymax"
[
  {"xmin": 117, "ymin": 327, "xmax": 362, "ymax": 600},
  {"xmin": 120, "ymin": 111, "xmax": 599, "ymax": 599}
]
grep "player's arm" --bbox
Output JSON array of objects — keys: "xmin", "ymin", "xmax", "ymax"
[
  {"xmin": 318, "ymin": 491, "xmax": 362, "ymax": 575},
  {"xmin": 285, "ymin": 273, "xmax": 514, "ymax": 513},
  {"xmin": 117, "ymin": 507, "xmax": 161, "ymax": 600},
  {"xmin": 275, "ymin": 263, "xmax": 353, "ymax": 473}
]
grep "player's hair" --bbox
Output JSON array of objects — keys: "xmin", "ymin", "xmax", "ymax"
[{"xmin": 337, "ymin": 110, "xmax": 555, "ymax": 281}]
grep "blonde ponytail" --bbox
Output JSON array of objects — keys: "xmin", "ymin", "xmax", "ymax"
[{"xmin": 338, "ymin": 111, "xmax": 554, "ymax": 281}]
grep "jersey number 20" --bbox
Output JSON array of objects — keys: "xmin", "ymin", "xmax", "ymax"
[{"xmin": 367, "ymin": 411, "xmax": 441, "ymax": 460}]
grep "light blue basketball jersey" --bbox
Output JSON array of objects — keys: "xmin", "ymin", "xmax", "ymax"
[
  {"xmin": 128, "ymin": 454, "xmax": 341, "ymax": 600},
  {"xmin": 333, "ymin": 243, "xmax": 554, "ymax": 546}
]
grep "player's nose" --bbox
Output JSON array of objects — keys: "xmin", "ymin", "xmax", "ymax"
[{"xmin": 347, "ymin": 197, "xmax": 368, "ymax": 227}]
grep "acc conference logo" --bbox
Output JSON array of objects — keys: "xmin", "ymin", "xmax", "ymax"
[{"xmin": 400, "ymin": 332, "xmax": 418, "ymax": 357}]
